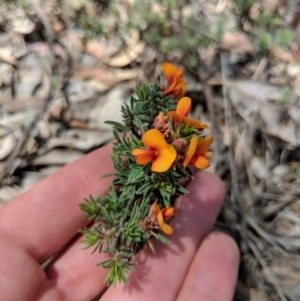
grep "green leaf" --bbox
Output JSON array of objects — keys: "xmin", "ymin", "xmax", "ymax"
[
  {"xmin": 100, "ymin": 172, "xmax": 115, "ymax": 179},
  {"xmin": 119, "ymin": 268, "xmax": 129, "ymax": 284},
  {"xmin": 105, "ymin": 121, "xmax": 129, "ymax": 132},
  {"xmin": 79, "ymin": 195, "xmax": 102, "ymax": 220},
  {"xmin": 127, "ymin": 166, "xmax": 147, "ymax": 183},
  {"xmin": 80, "ymin": 227, "xmax": 105, "ymax": 254},
  {"xmin": 102, "ymin": 207, "xmax": 114, "ymax": 226},
  {"xmin": 177, "ymin": 186, "xmax": 188, "ymax": 195},
  {"xmin": 136, "ymin": 182, "xmax": 152, "ymax": 194},
  {"xmin": 157, "ymin": 233, "xmax": 171, "ymax": 244},
  {"xmin": 113, "ymin": 129, "xmax": 121, "ymax": 142}
]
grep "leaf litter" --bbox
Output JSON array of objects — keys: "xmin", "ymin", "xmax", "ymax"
[{"xmin": 0, "ymin": 0, "xmax": 300, "ymax": 300}]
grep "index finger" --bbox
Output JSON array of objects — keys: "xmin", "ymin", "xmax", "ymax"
[{"xmin": 0, "ymin": 143, "xmax": 114, "ymax": 263}]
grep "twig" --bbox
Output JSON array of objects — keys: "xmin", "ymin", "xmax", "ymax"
[
  {"xmin": 108, "ymin": 196, "xmax": 136, "ymax": 252},
  {"xmin": 247, "ymin": 233, "xmax": 288, "ymax": 301},
  {"xmin": 245, "ymin": 215, "xmax": 287, "ymax": 256},
  {"xmin": 27, "ymin": 0, "xmax": 55, "ymax": 64},
  {"xmin": 220, "ymin": 51, "xmax": 239, "ymax": 205},
  {"xmin": 0, "ymin": 89, "xmax": 53, "ymax": 183},
  {"xmin": 252, "ymin": 57, "xmax": 267, "ymax": 81}
]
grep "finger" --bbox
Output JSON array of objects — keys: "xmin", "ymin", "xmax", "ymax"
[
  {"xmin": 0, "ymin": 143, "xmax": 114, "ymax": 262},
  {"xmin": 176, "ymin": 231, "xmax": 240, "ymax": 301},
  {"xmin": 0, "ymin": 232, "xmax": 48, "ymax": 301},
  {"xmin": 33, "ymin": 235, "xmax": 109, "ymax": 301}
]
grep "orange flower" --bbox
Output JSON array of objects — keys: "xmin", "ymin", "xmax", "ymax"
[
  {"xmin": 152, "ymin": 203, "xmax": 176, "ymax": 235},
  {"xmin": 132, "ymin": 129, "xmax": 177, "ymax": 173},
  {"xmin": 183, "ymin": 135, "xmax": 199, "ymax": 168},
  {"xmin": 175, "ymin": 95, "xmax": 191, "ymax": 117},
  {"xmin": 167, "ymin": 97, "xmax": 208, "ymax": 130},
  {"xmin": 189, "ymin": 135, "xmax": 213, "ymax": 169},
  {"xmin": 161, "ymin": 207, "xmax": 176, "ymax": 220},
  {"xmin": 162, "ymin": 63, "xmax": 186, "ymax": 98}
]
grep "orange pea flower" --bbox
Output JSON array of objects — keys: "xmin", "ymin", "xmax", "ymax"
[
  {"xmin": 167, "ymin": 97, "xmax": 208, "ymax": 130},
  {"xmin": 162, "ymin": 62, "xmax": 186, "ymax": 98},
  {"xmin": 183, "ymin": 135, "xmax": 199, "ymax": 168},
  {"xmin": 189, "ymin": 135, "xmax": 213, "ymax": 169},
  {"xmin": 152, "ymin": 203, "xmax": 176, "ymax": 235},
  {"xmin": 132, "ymin": 129, "xmax": 177, "ymax": 173}
]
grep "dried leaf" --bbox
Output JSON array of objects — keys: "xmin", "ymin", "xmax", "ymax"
[
  {"xmin": 74, "ymin": 67, "xmax": 140, "ymax": 87},
  {"xmin": 68, "ymin": 119, "xmax": 89, "ymax": 129},
  {"xmin": 275, "ymin": 267, "xmax": 300, "ymax": 301},
  {"xmin": 220, "ymin": 125, "xmax": 232, "ymax": 146},
  {"xmin": 64, "ymin": 129, "xmax": 113, "ymax": 150},
  {"xmin": 10, "ymin": 14, "xmax": 35, "ymax": 35},
  {"xmin": 20, "ymin": 171, "xmax": 47, "ymax": 191},
  {"xmin": 66, "ymin": 79, "xmax": 99, "ymax": 104},
  {"xmin": 89, "ymin": 86, "xmax": 129, "ymax": 130},
  {"xmin": 107, "ymin": 41, "xmax": 145, "ymax": 67},
  {"xmin": 221, "ymin": 31, "xmax": 253, "ymax": 54},
  {"xmin": 59, "ymin": 31, "xmax": 84, "ymax": 63},
  {"xmin": 0, "ymin": 63, "xmax": 13, "ymax": 86},
  {"xmin": 103, "ymin": 30, "xmax": 145, "ymax": 66},
  {"xmin": 31, "ymin": 149, "xmax": 83, "ymax": 166},
  {"xmin": 39, "ymin": 166, "xmax": 62, "ymax": 176},
  {"xmin": 29, "ymin": 42, "xmax": 66, "ymax": 58},
  {"xmin": 37, "ymin": 119, "xmax": 51, "ymax": 139},
  {"xmin": 226, "ymin": 80, "xmax": 300, "ymax": 146},
  {"xmin": 0, "ymin": 134, "xmax": 16, "ymax": 160},
  {"xmin": 0, "ymin": 96, "xmax": 45, "ymax": 113},
  {"xmin": 0, "ymin": 112, "xmax": 28, "ymax": 136},
  {"xmin": 249, "ymin": 288, "xmax": 271, "ymax": 301},
  {"xmin": 0, "ymin": 48, "xmax": 17, "ymax": 65},
  {"xmin": 250, "ymin": 157, "xmax": 268, "ymax": 180},
  {"xmin": 13, "ymin": 53, "xmax": 44, "ymax": 97},
  {"xmin": 0, "ymin": 186, "xmax": 23, "ymax": 208},
  {"xmin": 39, "ymin": 129, "xmax": 112, "ymax": 153},
  {"xmin": 271, "ymin": 47, "xmax": 297, "ymax": 63},
  {"xmin": 86, "ymin": 40, "xmax": 111, "ymax": 62}
]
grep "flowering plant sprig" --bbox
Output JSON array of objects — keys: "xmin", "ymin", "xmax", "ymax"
[{"xmin": 80, "ymin": 63, "xmax": 213, "ymax": 286}]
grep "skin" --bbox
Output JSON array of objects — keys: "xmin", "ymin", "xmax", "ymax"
[{"xmin": 0, "ymin": 144, "xmax": 240, "ymax": 301}]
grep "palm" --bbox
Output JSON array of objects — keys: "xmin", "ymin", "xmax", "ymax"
[{"xmin": 0, "ymin": 144, "xmax": 239, "ymax": 301}]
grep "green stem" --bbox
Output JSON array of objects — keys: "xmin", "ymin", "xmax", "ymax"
[{"xmin": 108, "ymin": 196, "xmax": 137, "ymax": 252}]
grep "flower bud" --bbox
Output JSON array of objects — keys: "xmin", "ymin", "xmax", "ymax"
[
  {"xmin": 172, "ymin": 138, "xmax": 188, "ymax": 152},
  {"xmin": 154, "ymin": 112, "xmax": 169, "ymax": 132}
]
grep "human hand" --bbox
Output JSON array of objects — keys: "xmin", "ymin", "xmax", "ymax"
[{"xmin": 0, "ymin": 144, "xmax": 239, "ymax": 301}]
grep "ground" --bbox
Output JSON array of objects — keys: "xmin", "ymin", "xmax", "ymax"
[{"xmin": 1, "ymin": 0, "xmax": 300, "ymax": 300}]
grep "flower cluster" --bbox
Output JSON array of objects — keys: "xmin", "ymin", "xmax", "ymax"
[
  {"xmin": 131, "ymin": 63, "xmax": 212, "ymax": 238},
  {"xmin": 132, "ymin": 64, "xmax": 212, "ymax": 174},
  {"xmin": 80, "ymin": 63, "xmax": 213, "ymax": 286}
]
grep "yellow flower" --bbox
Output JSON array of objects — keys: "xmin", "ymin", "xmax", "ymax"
[
  {"xmin": 167, "ymin": 97, "xmax": 208, "ymax": 130},
  {"xmin": 152, "ymin": 203, "xmax": 176, "ymax": 235},
  {"xmin": 162, "ymin": 62, "xmax": 186, "ymax": 98},
  {"xmin": 132, "ymin": 129, "xmax": 177, "ymax": 173}
]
